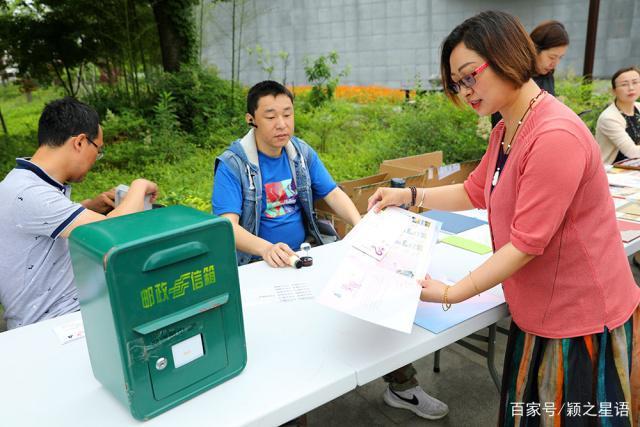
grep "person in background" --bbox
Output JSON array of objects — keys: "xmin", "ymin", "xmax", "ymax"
[
  {"xmin": 596, "ymin": 66, "xmax": 640, "ymax": 164},
  {"xmin": 370, "ymin": 11, "xmax": 639, "ymax": 425},
  {"xmin": 491, "ymin": 20, "xmax": 569, "ymax": 127},
  {"xmin": 0, "ymin": 97, "xmax": 158, "ymax": 330}
]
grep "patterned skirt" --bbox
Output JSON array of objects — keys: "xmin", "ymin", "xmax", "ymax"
[{"xmin": 499, "ymin": 306, "xmax": 640, "ymax": 427}]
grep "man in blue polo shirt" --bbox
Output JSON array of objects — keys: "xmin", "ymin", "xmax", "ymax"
[
  {"xmin": 0, "ymin": 97, "xmax": 157, "ymax": 330},
  {"xmin": 212, "ymin": 81, "xmax": 448, "ymax": 420}
]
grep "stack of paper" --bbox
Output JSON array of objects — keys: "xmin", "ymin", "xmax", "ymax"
[
  {"xmin": 617, "ymin": 204, "xmax": 640, "ymax": 223},
  {"xmin": 608, "ymin": 170, "xmax": 640, "ymax": 189},
  {"xmin": 618, "ymin": 219, "xmax": 640, "ymax": 243}
]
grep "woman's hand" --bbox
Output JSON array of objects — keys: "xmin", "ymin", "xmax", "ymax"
[
  {"xmin": 367, "ymin": 187, "xmax": 411, "ymax": 212},
  {"xmin": 418, "ymin": 276, "xmax": 450, "ymax": 303}
]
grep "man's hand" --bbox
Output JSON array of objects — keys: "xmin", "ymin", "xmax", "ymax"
[
  {"xmin": 82, "ymin": 189, "xmax": 116, "ymax": 214},
  {"xmin": 129, "ymin": 178, "xmax": 159, "ymax": 203},
  {"xmin": 260, "ymin": 242, "xmax": 296, "ymax": 268}
]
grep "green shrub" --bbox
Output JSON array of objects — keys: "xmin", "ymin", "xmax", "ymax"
[
  {"xmin": 556, "ymin": 75, "xmax": 611, "ymax": 133},
  {"xmin": 101, "ymin": 109, "xmax": 148, "ymax": 143},
  {"xmin": 389, "ymin": 93, "xmax": 487, "ymax": 163},
  {"xmin": 94, "ymin": 91, "xmax": 195, "ymax": 171},
  {"xmin": 152, "ymin": 65, "xmax": 246, "ymax": 140}
]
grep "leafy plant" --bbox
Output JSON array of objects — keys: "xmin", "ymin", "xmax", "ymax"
[
  {"xmin": 556, "ymin": 74, "xmax": 610, "ymax": 133},
  {"xmin": 303, "ymin": 51, "xmax": 350, "ymax": 108},
  {"xmin": 246, "ymin": 44, "xmax": 275, "ymax": 79}
]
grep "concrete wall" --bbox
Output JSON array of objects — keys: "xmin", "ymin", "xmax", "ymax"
[{"xmin": 200, "ymin": 0, "xmax": 640, "ymax": 88}]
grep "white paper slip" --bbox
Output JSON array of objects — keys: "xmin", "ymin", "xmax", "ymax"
[
  {"xmin": 275, "ymin": 283, "xmax": 314, "ymax": 302},
  {"xmin": 615, "ymin": 198, "xmax": 630, "ymax": 209},
  {"xmin": 53, "ymin": 319, "xmax": 85, "ymax": 345},
  {"xmin": 607, "ymin": 172, "xmax": 640, "ymax": 189},
  {"xmin": 456, "ymin": 209, "xmax": 489, "ymax": 222},
  {"xmin": 455, "ymin": 224, "xmax": 493, "ymax": 248},
  {"xmin": 428, "ymin": 241, "xmax": 492, "ymax": 284},
  {"xmin": 243, "ymin": 282, "xmax": 313, "ymax": 308},
  {"xmin": 438, "ymin": 163, "xmax": 461, "ymax": 180}
]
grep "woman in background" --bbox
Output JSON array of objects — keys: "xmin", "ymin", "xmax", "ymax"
[
  {"xmin": 491, "ymin": 20, "xmax": 569, "ymax": 127},
  {"xmin": 596, "ymin": 66, "xmax": 640, "ymax": 164}
]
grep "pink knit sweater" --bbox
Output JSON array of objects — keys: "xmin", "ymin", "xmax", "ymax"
[{"xmin": 464, "ymin": 95, "xmax": 640, "ymax": 338}]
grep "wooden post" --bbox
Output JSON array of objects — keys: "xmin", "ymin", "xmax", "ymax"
[{"xmin": 583, "ymin": 0, "xmax": 600, "ymax": 81}]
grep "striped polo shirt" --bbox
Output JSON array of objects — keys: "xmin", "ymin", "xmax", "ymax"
[{"xmin": 0, "ymin": 158, "xmax": 84, "ymax": 329}]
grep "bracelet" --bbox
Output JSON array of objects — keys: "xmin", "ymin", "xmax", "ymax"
[
  {"xmin": 417, "ymin": 189, "xmax": 425, "ymax": 208},
  {"xmin": 442, "ymin": 286, "xmax": 452, "ymax": 311},
  {"xmin": 469, "ymin": 271, "xmax": 481, "ymax": 296},
  {"xmin": 409, "ymin": 186, "xmax": 417, "ymax": 206}
]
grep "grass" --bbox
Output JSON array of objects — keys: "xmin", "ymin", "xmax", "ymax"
[{"xmin": 0, "ymin": 77, "xmax": 611, "ymax": 213}]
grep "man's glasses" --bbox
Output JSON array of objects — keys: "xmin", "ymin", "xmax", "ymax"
[
  {"xmin": 616, "ymin": 80, "xmax": 640, "ymax": 90},
  {"xmin": 449, "ymin": 62, "xmax": 489, "ymax": 94},
  {"xmin": 86, "ymin": 136, "xmax": 104, "ymax": 160}
]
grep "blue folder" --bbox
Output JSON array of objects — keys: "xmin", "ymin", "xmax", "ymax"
[{"xmin": 420, "ymin": 210, "xmax": 487, "ymax": 234}]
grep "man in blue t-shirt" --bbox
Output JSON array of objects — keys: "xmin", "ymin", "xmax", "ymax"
[
  {"xmin": 212, "ymin": 81, "xmax": 449, "ymax": 421},
  {"xmin": 212, "ymin": 81, "xmax": 361, "ymax": 267}
]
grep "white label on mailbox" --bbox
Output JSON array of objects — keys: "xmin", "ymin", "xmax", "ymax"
[{"xmin": 172, "ymin": 334, "xmax": 204, "ymax": 368}]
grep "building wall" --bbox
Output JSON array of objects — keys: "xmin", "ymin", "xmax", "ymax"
[{"xmin": 200, "ymin": 0, "xmax": 640, "ymax": 88}]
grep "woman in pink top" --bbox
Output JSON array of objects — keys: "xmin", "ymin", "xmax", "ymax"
[{"xmin": 369, "ymin": 11, "xmax": 640, "ymax": 426}]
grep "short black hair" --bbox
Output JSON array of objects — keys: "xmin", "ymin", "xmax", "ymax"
[
  {"xmin": 441, "ymin": 10, "xmax": 536, "ymax": 105},
  {"xmin": 37, "ymin": 97, "xmax": 100, "ymax": 147},
  {"xmin": 246, "ymin": 80, "xmax": 294, "ymax": 116}
]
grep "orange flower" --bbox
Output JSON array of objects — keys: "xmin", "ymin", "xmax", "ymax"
[{"xmin": 288, "ymin": 85, "xmax": 414, "ymax": 104}]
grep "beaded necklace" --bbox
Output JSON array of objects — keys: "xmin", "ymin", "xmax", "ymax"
[{"xmin": 492, "ymin": 89, "xmax": 545, "ymax": 187}]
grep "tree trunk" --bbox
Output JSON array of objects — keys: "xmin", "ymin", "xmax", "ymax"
[
  {"xmin": 199, "ymin": 0, "xmax": 205, "ymax": 64},
  {"xmin": 236, "ymin": 0, "xmax": 244, "ymax": 83},
  {"xmin": 0, "ymin": 107, "xmax": 8, "ymax": 135},
  {"xmin": 230, "ymin": 0, "xmax": 236, "ymax": 107},
  {"xmin": 151, "ymin": 0, "xmax": 187, "ymax": 72},
  {"xmin": 130, "ymin": 0, "xmax": 151, "ymax": 92}
]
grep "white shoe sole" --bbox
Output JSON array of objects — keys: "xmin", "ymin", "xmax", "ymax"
[{"xmin": 383, "ymin": 391, "xmax": 449, "ymax": 420}]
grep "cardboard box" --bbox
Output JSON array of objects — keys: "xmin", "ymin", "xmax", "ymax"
[
  {"xmin": 315, "ymin": 173, "xmax": 388, "ymax": 215},
  {"xmin": 424, "ymin": 160, "xmax": 480, "ymax": 187},
  {"xmin": 314, "ymin": 152, "xmax": 480, "ymax": 237},
  {"xmin": 380, "ymin": 151, "xmax": 443, "ymax": 172}
]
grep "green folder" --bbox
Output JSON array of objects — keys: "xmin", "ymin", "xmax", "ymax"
[{"xmin": 441, "ymin": 235, "xmax": 492, "ymax": 254}]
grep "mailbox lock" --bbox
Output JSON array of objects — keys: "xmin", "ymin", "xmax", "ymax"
[{"xmin": 155, "ymin": 357, "xmax": 168, "ymax": 371}]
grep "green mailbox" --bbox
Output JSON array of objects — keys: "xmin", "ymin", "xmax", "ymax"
[{"xmin": 69, "ymin": 205, "xmax": 247, "ymax": 420}]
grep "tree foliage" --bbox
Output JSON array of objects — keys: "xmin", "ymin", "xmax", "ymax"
[
  {"xmin": 0, "ymin": 1, "xmax": 98, "ymax": 96},
  {"xmin": 150, "ymin": 0, "xmax": 199, "ymax": 72},
  {"xmin": 0, "ymin": 0, "xmax": 199, "ymax": 100}
]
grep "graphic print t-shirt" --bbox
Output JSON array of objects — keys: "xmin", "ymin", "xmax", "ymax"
[
  {"xmin": 212, "ymin": 143, "xmax": 338, "ymax": 252},
  {"xmin": 257, "ymin": 150, "xmax": 305, "ymax": 249}
]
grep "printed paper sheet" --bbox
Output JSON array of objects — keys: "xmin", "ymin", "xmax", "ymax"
[{"xmin": 318, "ymin": 207, "xmax": 441, "ymax": 333}]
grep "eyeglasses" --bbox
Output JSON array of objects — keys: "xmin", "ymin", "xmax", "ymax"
[
  {"xmin": 616, "ymin": 80, "xmax": 640, "ymax": 90},
  {"xmin": 86, "ymin": 136, "xmax": 104, "ymax": 160},
  {"xmin": 449, "ymin": 62, "xmax": 489, "ymax": 94}
]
